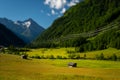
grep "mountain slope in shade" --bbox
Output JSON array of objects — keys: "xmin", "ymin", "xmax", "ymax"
[
  {"xmin": 0, "ymin": 18, "xmax": 45, "ymax": 43},
  {"xmin": 0, "ymin": 23, "xmax": 25, "ymax": 47}
]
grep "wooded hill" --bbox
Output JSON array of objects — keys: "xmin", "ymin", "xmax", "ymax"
[
  {"xmin": 31, "ymin": 0, "xmax": 120, "ymax": 52},
  {"xmin": 0, "ymin": 23, "xmax": 25, "ymax": 47}
]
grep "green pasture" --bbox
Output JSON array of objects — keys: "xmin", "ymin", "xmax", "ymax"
[
  {"xmin": 27, "ymin": 48, "xmax": 73, "ymax": 58},
  {"xmin": 81, "ymin": 48, "xmax": 120, "ymax": 59},
  {"xmin": 48, "ymin": 59, "xmax": 120, "ymax": 68},
  {"xmin": 27, "ymin": 48, "xmax": 120, "ymax": 59},
  {"xmin": 0, "ymin": 54, "xmax": 120, "ymax": 80}
]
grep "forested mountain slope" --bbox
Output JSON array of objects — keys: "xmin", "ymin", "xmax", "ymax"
[{"xmin": 31, "ymin": 0, "xmax": 120, "ymax": 50}]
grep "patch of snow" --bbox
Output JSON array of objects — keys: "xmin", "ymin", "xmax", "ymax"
[
  {"xmin": 23, "ymin": 21, "xmax": 31, "ymax": 28},
  {"xmin": 14, "ymin": 21, "xmax": 20, "ymax": 25}
]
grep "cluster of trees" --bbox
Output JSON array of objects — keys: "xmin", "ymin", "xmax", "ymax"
[
  {"xmin": 30, "ymin": 53, "xmax": 119, "ymax": 61},
  {"xmin": 30, "ymin": 54, "xmax": 80, "ymax": 60},
  {"xmin": 6, "ymin": 45, "xmax": 29, "ymax": 55},
  {"xmin": 29, "ymin": 42, "xmax": 58, "ymax": 48},
  {"xmin": 59, "ymin": 36, "xmax": 87, "ymax": 47},
  {"xmin": 76, "ymin": 28, "xmax": 120, "ymax": 52},
  {"xmin": 96, "ymin": 53, "xmax": 119, "ymax": 61},
  {"xmin": 31, "ymin": 55, "xmax": 61, "ymax": 59},
  {"xmin": 29, "ymin": 36, "xmax": 87, "ymax": 48}
]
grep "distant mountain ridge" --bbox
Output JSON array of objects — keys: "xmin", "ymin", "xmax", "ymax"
[
  {"xmin": 0, "ymin": 18, "xmax": 45, "ymax": 43},
  {"xmin": 0, "ymin": 23, "xmax": 25, "ymax": 47}
]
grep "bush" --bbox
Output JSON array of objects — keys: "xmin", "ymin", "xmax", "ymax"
[
  {"xmin": 96, "ymin": 53, "xmax": 104, "ymax": 60},
  {"xmin": 7, "ymin": 49, "xmax": 13, "ymax": 54},
  {"xmin": 48, "ymin": 55, "xmax": 55, "ymax": 59},
  {"xmin": 75, "ymin": 54, "xmax": 80, "ymax": 59},
  {"xmin": 30, "ymin": 56, "xmax": 35, "ymax": 58},
  {"xmin": 56, "ymin": 55, "xmax": 63, "ymax": 59},
  {"xmin": 62, "ymin": 56, "xmax": 67, "ymax": 59},
  {"xmin": 99, "ymin": 53, "xmax": 104, "ymax": 60},
  {"xmin": 34, "ymin": 54, "xmax": 41, "ymax": 59},
  {"xmin": 106, "ymin": 54, "xmax": 118, "ymax": 61},
  {"xmin": 68, "ymin": 54, "xmax": 76, "ymax": 59},
  {"xmin": 14, "ymin": 51, "xmax": 20, "ymax": 55},
  {"xmin": 78, "ymin": 46, "xmax": 84, "ymax": 52},
  {"xmin": 111, "ymin": 54, "xmax": 117, "ymax": 61},
  {"xmin": 41, "ymin": 55, "xmax": 46, "ymax": 59},
  {"xmin": 84, "ymin": 54, "xmax": 86, "ymax": 59},
  {"xmin": 118, "ymin": 56, "xmax": 120, "ymax": 61},
  {"xmin": 68, "ymin": 54, "xmax": 80, "ymax": 59},
  {"xmin": 67, "ymin": 50, "xmax": 76, "ymax": 54}
]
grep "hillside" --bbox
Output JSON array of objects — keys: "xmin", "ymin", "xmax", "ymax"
[
  {"xmin": 31, "ymin": 0, "xmax": 120, "ymax": 50},
  {"xmin": 0, "ymin": 23, "xmax": 25, "ymax": 47}
]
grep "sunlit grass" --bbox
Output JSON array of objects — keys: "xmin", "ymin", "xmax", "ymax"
[
  {"xmin": 27, "ymin": 47, "xmax": 120, "ymax": 59},
  {"xmin": 48, "ymin": 59, "xmax": 120, "ymax": 68},
  {"xmin": 0, "ymin": 54, "xmax": 120, "ymax": 80},
  {"xmin": 80, "ymin": 48, "xmax": 120, "ymax": 59},
  {"xmin": 27, "ymin": 48, "xmax": 74, "ymax": 58}
]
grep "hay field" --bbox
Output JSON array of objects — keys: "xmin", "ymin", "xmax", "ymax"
[{"xmin": 0, "ymin": 53, "xmax": 120, "ymax": 80}]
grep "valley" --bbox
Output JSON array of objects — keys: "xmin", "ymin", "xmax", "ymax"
[
  {"xmin": 1, "ymin": 0, "xmax": 120, "ymax": 80},
  {"xmin": 1, "ymin": 47, "xmax": 120, "ymax": 80}
]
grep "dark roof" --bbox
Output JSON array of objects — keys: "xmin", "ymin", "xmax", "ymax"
[{"xmin": 68, "ymin": 62, "xmax": 77, "ymax": 67}]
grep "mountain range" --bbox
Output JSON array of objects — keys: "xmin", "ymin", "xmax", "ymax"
[
  {"xmin": 0, "ymin": 18, "xmax": 45, "ymax": 43},
  {"xmin": 0, "ymin": 23, "xmax": 25, "ymax": 47},
  {"xmin": 31, "ymin": 0, "xmax": 120, "ymax": 51}
]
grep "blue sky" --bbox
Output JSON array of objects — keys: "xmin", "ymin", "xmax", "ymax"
[{"xmin": 0, "ymin": 0, "xmax": 80, "ymax": 28}]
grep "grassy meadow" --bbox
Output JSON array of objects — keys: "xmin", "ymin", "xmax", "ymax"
[
  {"xmin": 0, "ymin": 48, "xmax": 120, "ymax": 80},
  {"xmin": 27, "ymin": 48, "xmax": 120, "ymax": 59}
]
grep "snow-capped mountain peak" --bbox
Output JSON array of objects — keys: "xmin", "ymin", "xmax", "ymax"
[
  {"xmin": 0, "ymin": 18, "xmax": 45, "ymax": 43},
  {"xmin": 23, "ymin": 21, "xmax": 31, "ymax": 28}
]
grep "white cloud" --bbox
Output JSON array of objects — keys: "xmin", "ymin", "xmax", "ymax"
[
  {"xmin": 51, "ymin": 9, "xmax": 58, "ymax": 15},
  {"xmin": 60, "ymin": 8, "xmax": 66, "ymax": 14},
  {"xmin": 44, "ymin": 0, "xmax": 67, "ymax": 9},
  {"xmin": 51, "ymin": 9, "xmax": 55, "ymax": 15},
  {"xmin": 67, "ymin": 0, "xmax": 80, "ymax": 7},
  {"xmin": 44, "ymin": 0, "xmax": 80, "ymax": 16}
]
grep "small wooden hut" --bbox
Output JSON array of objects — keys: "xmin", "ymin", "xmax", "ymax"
[
  {"xmin": 21, "ymin": 54, "xmax": 28, "ymax": 59},
  {"xmin": 68, "ymin": 62, "xmax": 77, "ymax": 67}
]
